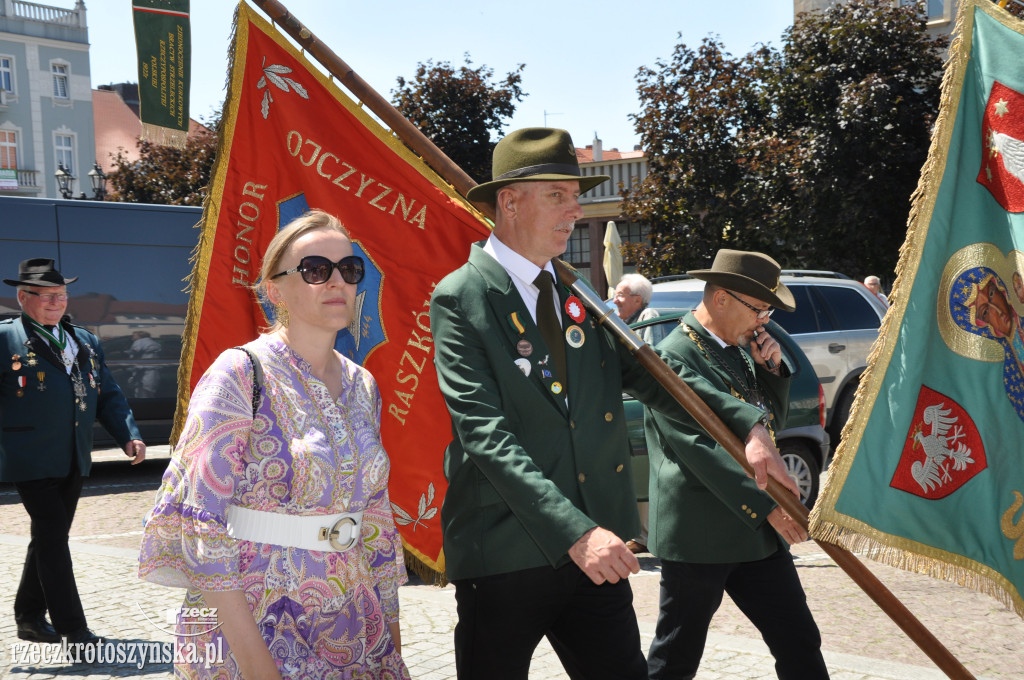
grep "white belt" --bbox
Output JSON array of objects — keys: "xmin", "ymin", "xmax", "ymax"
[{"xmin": 225, "ymin": 506, "xmax": 363, "ymax": 552}]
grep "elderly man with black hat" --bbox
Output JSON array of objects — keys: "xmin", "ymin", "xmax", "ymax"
[
  {"xmin": 1, "ymin": 258, "xmax": 145, "ymax": 648},
  {"xmin": 644, "ymin": 249, "xmax": 829, "ymax": 679},
  {"xmin": 430, "ymin": 131, "xmax": 794, "ymax": 680}
]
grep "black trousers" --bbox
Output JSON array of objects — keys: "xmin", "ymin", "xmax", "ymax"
[
  {"xmin": 648, "ymin": 549, "xmax": 829, "ymax": 680},
  {"xmin": 13, "ymin": 462, "xmax": 88, "ymax": 634},
  {"xmin": 453, "ymin": 563, "xmax": 647, "ymax": 680}
]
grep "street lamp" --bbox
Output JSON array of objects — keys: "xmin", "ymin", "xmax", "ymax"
[
  {"xmin": 87, "ymin": 161, "xmax": 107, "ymax": 201},
  {"xmin": 54, "ymin": 162, "xmax": 75, "ymax": 199}
]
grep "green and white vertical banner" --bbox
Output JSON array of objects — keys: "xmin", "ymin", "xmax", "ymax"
[
  {"xmin": 132, "ymin": 0, "xmax": 190, "ymax": 148},
  {"xmin": 809, "ymin": 0, "xmax": 1024, "ymax": 620}
]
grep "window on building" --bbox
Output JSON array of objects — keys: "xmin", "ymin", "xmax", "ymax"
[
  {"xmin": 55, "ymin": 134, "xmax": 74, "ymax": 174},
  {"xmin": 900, "ymin": 0, "xmax": 945, "ymax": 19},
  {"xmin": 51, "ymin": 63, "xmax": 69, "ymax": 99},
  {"xmin": 564, "ymin": 225, "xmax": 591, "ymax": 283},
  {"xmin": 0, "ymin": 57, "xmax": 14, "ymax": 93},
  {"xmin": 0, "ymin": 130, "xmax": 17, "ymax": 169}
]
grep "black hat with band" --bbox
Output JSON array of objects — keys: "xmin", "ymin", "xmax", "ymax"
[{"xmin": 3, "ymin": 258, "xmax": 78, "ymax": 287}]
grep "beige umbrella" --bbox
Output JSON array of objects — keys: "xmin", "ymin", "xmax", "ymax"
[{"xmin": 603, "ymin": 221, "xmax": 623, "ymax": 298}]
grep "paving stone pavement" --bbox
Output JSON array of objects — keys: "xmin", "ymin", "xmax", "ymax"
[{"xmin": 0, "ymin": 450, "xmax": 1019, "ymax": 679}]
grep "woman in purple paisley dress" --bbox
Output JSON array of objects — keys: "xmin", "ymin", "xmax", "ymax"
[{"xmin": 139, "ymin": 210, "xmax": 409, "ymax": 679}]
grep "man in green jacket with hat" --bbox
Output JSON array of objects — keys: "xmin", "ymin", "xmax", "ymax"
[
  {"xmin": 431, "ymin": 130, "xmax": 795, "ymax": 679},
  {"xmin": 1, "ymin": 258, "xmax": 145, "ymax": 649},
  {"xmin": 644, "ymin": 249, "xmax": 829, "ymax": 679}
]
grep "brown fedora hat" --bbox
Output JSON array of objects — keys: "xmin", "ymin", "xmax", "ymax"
[
  {"xmin": 688, "ymin": 249, "xmax": 795, "ymax": 312},
  {"xmin": 3, "ymin": 258, "xmax": 78, "ymax": 287},
  {"xmin": 466, "ymin": 128, "xmax": 610, "ymax": 204}
]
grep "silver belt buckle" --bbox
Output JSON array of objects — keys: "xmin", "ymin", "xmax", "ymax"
[{"xmin": 318, "ymin": 516, "xmax": 357, "ymax": 551}]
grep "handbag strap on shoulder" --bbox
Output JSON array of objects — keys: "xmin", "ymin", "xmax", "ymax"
[{"xmin": 233, "ymin": 346, "xmax": 264, "ymax": 418}]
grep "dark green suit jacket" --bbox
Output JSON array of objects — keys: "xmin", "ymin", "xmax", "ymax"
[
  {"xmin": 0, "ymin": 317, "xmax": 141, "ymax": 482},
  {"xmin": 645, "ymin": 312, "xmax": 790, "ymax": 563},
  {"xmin": 431, "ymin": 243, "xmax": 672, "ymax": 580}
]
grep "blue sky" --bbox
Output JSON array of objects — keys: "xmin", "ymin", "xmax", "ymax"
[{"xmin": 84, "ymin": 0, "xmax": 794, "ymax": 152}]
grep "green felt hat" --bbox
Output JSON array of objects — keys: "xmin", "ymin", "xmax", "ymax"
[
  {"xmin": 466, "ymin": 128, "xmax": 609, "ymax": 204},
  {"xmin": 687, "ymin": 249, "xmax": 796, "ymax": 312}
]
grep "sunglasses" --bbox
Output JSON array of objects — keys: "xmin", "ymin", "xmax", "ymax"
[
  {"xmin": 724, "ymin": 289, "xmax": 773, "ymax": 320},
  {"xmin": 272, "ymin": 255, "xmax": 365, "ymax": 285}
]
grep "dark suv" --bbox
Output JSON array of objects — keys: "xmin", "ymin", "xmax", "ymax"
[{"xmin": 623, "ymin": 313, "xmax": 829, "ymax": 507}]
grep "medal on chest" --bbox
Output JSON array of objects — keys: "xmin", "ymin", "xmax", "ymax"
[{"xmin": 565, "ymin": 295, "xmax": 586, "ymax": 323}]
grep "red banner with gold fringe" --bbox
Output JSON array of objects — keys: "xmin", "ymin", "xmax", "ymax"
[{"xmin": 174, "ymin": 1, "xmax": 491, "ymax": 578}]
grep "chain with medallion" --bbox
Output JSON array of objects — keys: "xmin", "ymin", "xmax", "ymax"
[
  {"xmin": 59, "ymin": 346, "xmax": 89, "ymax": 411},
  {"xmin": 682, "ymin": 323, "xmax": 773, "ymax": 435}
]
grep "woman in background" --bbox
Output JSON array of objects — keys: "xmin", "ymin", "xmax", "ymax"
[{"xmin": 140, "ymin": 210, "xmax": 408, "ymax": 679}]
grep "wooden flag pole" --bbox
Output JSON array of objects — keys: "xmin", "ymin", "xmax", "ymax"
[
  {"xmin": 250, "ymin": 0, "xmax": 480, "ymax": 201},
  {"xmin": 550, "ymin": 265, "xmax": 975, "ymax": 680},
  {"xmin": 248, "ymin": 2, "xmax": 975, "ymax": 677}
]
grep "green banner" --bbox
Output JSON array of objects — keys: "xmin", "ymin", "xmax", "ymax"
[
  {"xmin": 0, "ymin": 168, "xmax": 17, "ymax": 191},
  {"xmin": 132, "ymin": 0, "xmax": 190, "ymax": 147},
  {"xmin": 809, "ymin": 0, "xmax": 1024, "ymax": 620}
]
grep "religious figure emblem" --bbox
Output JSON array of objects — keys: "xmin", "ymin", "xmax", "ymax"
[{"xmin": 938, "ymin": 243, "xmax": 1024, "ymax": 422}]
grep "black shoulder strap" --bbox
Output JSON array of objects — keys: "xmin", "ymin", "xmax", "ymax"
[{"xmin": 233, "ymin": 346, "xmax": 264, "ymax": 418}]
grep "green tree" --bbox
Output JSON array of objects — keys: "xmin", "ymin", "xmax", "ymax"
[
  {"xmin": 624, "ymin": 0, "xmax": 945, "ymax": 277},
  {"xmin": 622, "ymin": 37, "xmax": 770, "ymax": 276},
  {"xmin": 764, "ymin": 0, "xmax": 946, "ymax": 274},
  {"xmin": 392, "ymin": 55, "xmax": 525, "ymax": 184},
  {"xmin": 107, "ymin": 121, "xmax": 217, "ymax": 205}
]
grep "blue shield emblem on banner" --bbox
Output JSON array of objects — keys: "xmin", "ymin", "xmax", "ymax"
[{"xmin": 263, "ymin": 196, "xmax": 387, "ymax": 365}]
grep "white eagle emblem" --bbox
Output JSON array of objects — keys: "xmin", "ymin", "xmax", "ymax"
[
  {"xmin": 990, "ymin": 130, "xmax": 1024, "ymax": 185},
  {"xmin": 910, "ymin": 403, "xmax": 976, "ymax": 493}
]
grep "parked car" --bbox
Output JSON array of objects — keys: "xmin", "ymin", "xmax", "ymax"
[
  {"xmin": 637, "ymin": 272, "xmax": 887, "ymax": 445},
  {"xmin": 623, "ymin": 312, "xmax": 829, "ymax": 507}
]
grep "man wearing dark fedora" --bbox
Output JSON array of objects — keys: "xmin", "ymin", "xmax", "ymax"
[
  {"xmin": 644, "ymin": 249, "xmax": 829, "ymax": 679},
  {"xmin": 1, "ymin": 258, "xmax": 145, "ymax": 648},
  {"xmin": 430, "ymin": 131, "xmax": 793, "ymax": 679}
]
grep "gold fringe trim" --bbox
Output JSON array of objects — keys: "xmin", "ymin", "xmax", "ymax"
[
  {"xmin": 402, "ymin": 543, "xmax": 447, "ymax": 586},
  {"xmin": 813, "ymin": 521, "xmax": 1024, "ymax": 619},
  {"xmin": 169, "ymin": 3, "xmax": 245, "ymax": 446},
  {"xmin": 811, "ymin": 0, "xmax": 1024, "ymax": 620},
  {"xmin": 139, "ymin": 122, "xmax": 188, "ymax": 149}
]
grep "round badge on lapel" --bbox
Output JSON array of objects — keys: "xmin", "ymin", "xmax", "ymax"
[
  {"xmin": 551, "ymin": 381, "xmax": 563, "ymax": 395},
  {"xmin": 565, "ymin": 295, "xmax": 586, "ymax": 323},
  {"xmin": 514, "ymin": 357, "xmax": 531, "ymax": 377},
  {"xmin": 516, "ymin": 339, "xmax": 533, "ymax": 357},
  {"xmin": 565, "ymin": 325, "xmax": 585, "ymax": 348}
]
